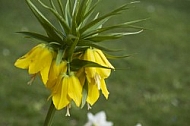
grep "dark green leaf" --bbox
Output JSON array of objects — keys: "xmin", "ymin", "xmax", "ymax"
[
  {"xmin": 56, "ymin": 49, "xmax": 65, "ymax": 65},
  {"xmin": 17, "ymin": 31, "xmax": 54, "ymax": 42},
  {"xmin": 81, "ymin": 80, "xmax": 88, "ymax": 108},
  {"xmin": 79, "ymin": 2, "xmax": 134, "ymax": 34},
  {"xmin": 82, "ymin": 18, "xmax": 148, "ymax": 38},
  {"xmin": 105, "ymin": 53, "xmax": 131, "ymax": 59},
  {"xmin": 70, "ymin": 59, "xmax": 113, "ymax": 71},
  {"xmin": 37, "ymin": 0, "xmax": 70, "ymax": 35},
  {"xmin": 77, "ymin": 41, "xmax": 123, "ymax": 52},
  {"xmin": 86, "ymin": 30, "xmax": 143, "ymax": 42},
  {"xmin": 65, "ymin": 0, "xmax": 72, "ymax": 27},
  {"xmin": 67, "ymin": 37, "xmax": 79, "ymax": 61},
  {"xmin": 78, "ymin": 0, "xmax": 100, "ymax": 29},
  {"xmin": 26, "ymin": 0, "xmax": 63, "ymax": 43},
  {"xmin": 57, "ymin": 0, "xmax": 64, "ymax": 17}
]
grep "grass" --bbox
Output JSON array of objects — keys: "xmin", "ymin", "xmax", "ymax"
[{"xmin": 0, "ymin": 0, "xmax": 190, "ymax": 125}]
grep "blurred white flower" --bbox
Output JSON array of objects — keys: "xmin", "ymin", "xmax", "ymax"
[
  {"xmin": 135, "ymin": 123, "xmax": 142, "ymax": 126},
  {"xmin": 84, "ymin": 111, "xmax": 113, "ymax": 126}
]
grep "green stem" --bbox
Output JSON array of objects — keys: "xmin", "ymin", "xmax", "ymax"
[{"xmin": 44, "ymin": 101, "xmax": 56, "ymax": 126}]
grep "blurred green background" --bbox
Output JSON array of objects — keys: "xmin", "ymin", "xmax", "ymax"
[{"xmin": 0, "ymin": 0, "xmax": 190, "ymax": 125}]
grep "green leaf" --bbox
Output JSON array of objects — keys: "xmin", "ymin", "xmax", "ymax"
[
  {"xmin": 77, "ymin": 40, "xmax": 123, "ymax": 52},
  {"xmin": 75, "ymin": 0, "xmax": 88, "ymax": 25},
  {"xmin": 70, "ymin": 59, "xmax": 113, "ymax": 71},
  {"xmin": 78, "ymin": 0, "xmax": 100, "ymax": 29},
  {"xmin": 17, "ymin": 31, "xmax": 54, "ymax": 42},
  {"xmin": 86, "ymin": 30, "xmax": 143, "ymax": 42},
  {"xmin": 25, "ymin": 0, "xmax": 63, "ymax": 43},
  {"xmin": 71, "ymin": 0, "xmax": 80, "ymax": 35},
  {"xmin": 67, "ymin": 36, "xmax": 79, "ymax": 61},
  {"xmin": 56, "ymin": 49, "xmax": 65, "ymax": 65},
  {"xmin": 37, "ymin": 0, "xmax": 70, "ymax": 35},
  {"xmin": 65, "ymin": 0, "xmax": 72, "ymax": 27},
  {"xmin": 82, "ymin": 13, "xmax": 109, "ymax": 37},
  {"xmin": 49, "ymin": 0, "xmax": 56, "ymax": 10},
  {"xmin": 82, "ymin": 18, "xmax": 148, "ymax": 39},
  {"xmin": 104, "ymin": 53, "xmax": 131, "ymax": 59},
  {"xmin": 81, "ymin": 80, "xmax": 88, "ymax": 108},
  {"xmin": 79, "ymin": 2, "xmax": 135, "ymax": 34},
  {"xmin": 74, "ymin": 47, "xmax": 89, "ymax": 53},
  {"xmin": 57, "ymin": 0, "xmax": 64, "ymax": 17}
]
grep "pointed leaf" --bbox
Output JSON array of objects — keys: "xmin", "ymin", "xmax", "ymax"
[
  {"xmin": 82, "ymin": 13, "xmax": 109, "ymax": 36},
  {"xmin": 86, "ymin": 30, "xmax": 143, "ymax": 42},
  {"xmin": 57, "ymin": 0, "xmax": 65, "ymax": 17},
  {"xmin": 67, "ymin": 37, "xmax": 79, "ymax": 61},
  {"xmin": 26, "ymin": 0, "xmax": 63, "ymax": 43},
  {"xmin": 71, "ymin": 0, "xmax": 80, "ymax": 35},
  {"xmin": 80, "ymin": 2, "xmax": 134, "ymax": 34},
  {"xmin": 65, "ymin": 0, "xmax": 72, "ymax": 27},
  {"xmin": 17, "ymin": 31, "xmax": 54, "ymax": 42},
  {"xmin": 56, "ymin": 49, "xmax": 65, "ymax": 65},
  {"xmin": 77, "ymin": 41, "xmax": 123, "ymax": 52},
  {"xmin": 81, "ymin": 80, "xmax": 88, "ymax": 108},
  {"xmin": 82, "ymin": 18, "xmax": 148, "ymax": 38},
  {"xmin": 37, "ymin": 0, "xmax": 70, "ymax": 35},
  {"xmin": 78, "ymin": 0, "xmax": 100, "ymax": 29},
  {"xmin": 105, "ymin": 53, "xmax": 131, "ymax": 59},
  {"xmin": 70, "ymin": 59, "xmax": 113, "ymax": 71}
]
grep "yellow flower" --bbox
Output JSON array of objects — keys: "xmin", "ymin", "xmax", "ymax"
[
  {"xmin": 82, "ymin": 48, "xmax": 114, "ymax": 105},
  {"xmin": 46, "ymin": 60, "xmax": 67, "ymax": 89},
  {"xmin": 14, "ymin": 43, "xmax": 54, "ymax": 84},
  {"xmin": 51, "ymin": 72, "xmax": 82, "ymax": 110}
]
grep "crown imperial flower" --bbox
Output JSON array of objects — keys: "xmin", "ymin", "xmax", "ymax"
[
  {"xmin": 51, "ymin": 72, "xmax": 82, "ymax": 110},
  {"xmin": 80, "ymin": 47, "xmax": 113, "ymax": 105},
  {"xmin": 46, "ymin": 60, "xmax": 67, "ymax": 89},
  {"xmin": 14, "ymin": 0, "xmax": 144, "ymax": 122},
  {"xmin": 14, "ymin": 43, "xmax": 54, "ymax": 84}
]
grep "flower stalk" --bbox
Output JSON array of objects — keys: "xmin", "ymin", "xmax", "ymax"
[{"xmin": 44, "ymin": 101, "xmax": 56, "ymax": 126}]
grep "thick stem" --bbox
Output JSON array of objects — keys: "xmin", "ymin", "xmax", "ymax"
[{"xmin": 44, "ymin": 101, "xmax": 56, "ymax": 126}]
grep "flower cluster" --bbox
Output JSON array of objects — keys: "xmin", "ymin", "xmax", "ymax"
[
  {"xmin": 14, "ymin": 0, "xmax": 143, "ymax": 116},
  {"xmin": 15, "ymin": 43, "xmax": 113, "ymax": 115}
]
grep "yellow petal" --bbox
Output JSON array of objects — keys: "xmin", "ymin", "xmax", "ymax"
[
  {"xmin": 46, "ymin": 60, "xmax": 67, "ymax": 88},
  {"xmin": 52, "ymin": 76, "xmax": 70, "ymax": 110},
  {"xmin": 14, "ymin": 45, "xmax": 42, "ymax": 69},
  {"xmin": 29, "ymin": 46, "xmax": 51, "ymax": 74},
  {"xmin": 68, "ymin": 74, "xmax": 82, "ymax": 107},
  {"xmin": 76, "ymin": 68, "xmax": 86, "ymax": 86},
  {"xmin": 94, "ymin": 51, "xmax": 111, "ymax": 78},
  {"xmin": 14, "ymin": 56, "xmax": 31, "ymax": 69},
  {"xmin": 95, "ymin": 49, "xmax": 114, "ymax": 69},
  {"xmin": 100, "ymin": 79, "xmax": 109, "ymax": 99},
  {"xmin": 40, "ymin": 52, "xmax": 53, "ymax": 84},
  {"xmin": 83, "ymin": 48, "xmax": 96, "ymax": 78},
  {"xmin": 86, "ymin": 83, "xmax": 100, "ymax": 105}
]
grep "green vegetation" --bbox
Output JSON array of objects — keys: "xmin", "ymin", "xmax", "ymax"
[{"xmin": 0, "ymin": 0, "xmax": 189, "ymax": 125}]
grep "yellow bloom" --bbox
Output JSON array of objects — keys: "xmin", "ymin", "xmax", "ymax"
[
  {"xmin": 46, "ymin": 60, "xmax": 67, "ymax": 89},
  {"xmin": 52, "ymin": 73, "xmax": 82, "ymax": 110},
  {"xmin": 14, "ymin": 43, "xmax": 54, "ymax": 84},
  {"xmin": 82, "ymin": 48, "xmax": 114, "ymax": 105}
]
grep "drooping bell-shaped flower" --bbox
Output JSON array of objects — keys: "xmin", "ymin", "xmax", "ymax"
[
  {"xmin": 51, "ymin": 72, "xmax": 82, "ymax": 110},
  {"xmin": 81, "ymin": 47, "xmax": 114, "ymax": 105},
  {"xmin": 46, "ymin": 60, "xmax": 67, "ymax": 89},
  {"xmin": 14, "ymin": 43, "xmax": 54, "ymax": 84}
]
